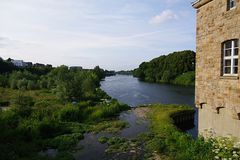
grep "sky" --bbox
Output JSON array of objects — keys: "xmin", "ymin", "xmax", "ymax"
[{"xmin": 0, "ymin": 0, "xmax": 196, "ymax": 71}]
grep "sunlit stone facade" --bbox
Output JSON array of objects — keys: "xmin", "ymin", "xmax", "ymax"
[{"xmin": 192, "ymin": 0, "xmax": 240, "ymax": 138}]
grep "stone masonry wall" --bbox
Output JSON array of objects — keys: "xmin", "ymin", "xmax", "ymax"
[{"xmin": 195, "ymin": 0, "xmax": 240, "ymax": 137}]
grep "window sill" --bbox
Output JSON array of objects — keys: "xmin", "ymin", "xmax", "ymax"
[
  {"xmin": 227, "ymin": 6, "xmax": 236, "ymax": 11},
  {"xmin": 220, "ymin": 76, "xmax": 239, "ymax": 80}
]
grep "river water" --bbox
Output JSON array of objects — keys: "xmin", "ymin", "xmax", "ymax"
[
  {"xmin": 101, "ymin": 75, "xmax": 195, "ymax": 107},
  {"xmin": 101, "ymin": 75, "xmax": 198, "ymax": 137},
  {"xmin": 74, "ymin": 75, "xmax": 197, "ymax": 160}
]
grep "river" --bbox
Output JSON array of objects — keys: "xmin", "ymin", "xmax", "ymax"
[
  {"xmin": 74, "ymin": 75, "xmax": 197, "ymax": 160},
  {"xmin": 101, "ymin": 75, "xmax": 195, "ymax": 107},
  {"xmin": 101, "ymin": 75, "xmax": 198, "ymax": 137}
]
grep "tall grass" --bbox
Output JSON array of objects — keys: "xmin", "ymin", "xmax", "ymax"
[{"xmin": 143, "ymin": 104, "xmax": 214, "ymax": 160}]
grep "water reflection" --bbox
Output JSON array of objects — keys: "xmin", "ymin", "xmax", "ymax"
[{"xmin": 101, "ymin": 75, "xmax": 195, "ymax": 107}]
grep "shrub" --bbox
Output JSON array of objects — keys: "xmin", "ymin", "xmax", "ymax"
[
  {"xmin": 0, "ymin": 109, "xmax": 19, "ymax": 129},
  {"xmin": 38, "ymin": 119, "xmax": 66, "ymax": 139},
  {"xmin": 10, "ymin": 79, "xmax": 18, "ymax": 89},
  {"xmin": 58, "ymin": 105, "xmax": 82, "ymax": 122},
  {"xmin": 17, "ymin": 79, "xmax": 28, "ymax": 90},
  {"xmin": 31, "ymin": 107, "xmax": 57, "ymax": 121},
  {"xmin": 209, "ymin": 136, "xmax": 240, "ymax": 159},
  {"xmin": 0, "ymin": 74, "xmax": 8, "ymax": 87},
  {"xmin": 13, "ymin": 94, "xmax": 34, "ymax": 117},
  {"xmin": 27, "ymin": 80, "xmax": 38, "ymax": 90},
  {"xmin": 17, "ymin": 119, "xmax": 40, "ymax": 141}
]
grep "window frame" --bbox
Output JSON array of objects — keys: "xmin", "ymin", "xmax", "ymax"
[
  {"xmin": 227, "ymin": 0, "xmax": 236, "ymax": 11},
  {"xmin": 222, "ymin": 39, "xmax": 239, "ymax": 76}
]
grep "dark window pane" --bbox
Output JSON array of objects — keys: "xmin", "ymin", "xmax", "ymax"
[
  {"xmin": 234, "ymin": 59, "xmax": 238, "ymax": 66},
  {"xmin": 234, "ymin": 49, "xmax": 238, "ymax": 56},
  {"xmin": 225, "ymin": 41, "xmax": 232, "ymax": 49},
  {"xmin": 225, "ymin": 60, "xmax": 231, "ymax": 66},
  {"xmin": 225, "ymin": 49, "xmax": 232, "ymax": 56},
  {"xmin": 229, "ymin": 0, "xmax": 236, "ymax": 8},
  {"xmin": 233, "ymin": 67, "xmax": 238, "ymax": 74},
  {"xmin": 234, "ymin": 40, "xmax": 239, "ymax": 47},
  {"xmin": 224, "ymin": 67, "xmax": 231, "ymax": 74}
]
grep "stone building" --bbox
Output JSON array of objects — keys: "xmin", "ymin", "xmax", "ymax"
[{"xmin": 192, "ymin": 0, "xmax": 240, "ymax": 137}]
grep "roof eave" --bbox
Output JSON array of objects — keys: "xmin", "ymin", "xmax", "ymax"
[{"xmin": 192, "ymin": 0, "xmax": 213, "ymax": 9}]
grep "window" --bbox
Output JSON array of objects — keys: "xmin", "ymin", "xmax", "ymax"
[
  {"xmin": 222, "ymin": 39, "xmax": 239, "ymax": 76},
  {"xmin": 227, "ymin": 0, "xmax": 236, "ymax": 10}
]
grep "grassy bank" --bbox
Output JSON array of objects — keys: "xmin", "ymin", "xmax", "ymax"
[
  {"xmin": 139, "ymin": 104, "xmax": 240, "ymax": 160},
  {"xmin": 141, "ymin": 104, "xmax": 213, "ymax": 160}
]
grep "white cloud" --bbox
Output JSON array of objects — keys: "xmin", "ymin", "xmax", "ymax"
[{"xmin": 150, "ymin": 10, "xmax": 178, "ymax": 25}]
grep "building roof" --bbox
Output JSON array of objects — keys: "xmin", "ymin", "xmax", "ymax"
[{"xmin": 192, "ymin": 0, "xmax": 213, "ymax": 9}]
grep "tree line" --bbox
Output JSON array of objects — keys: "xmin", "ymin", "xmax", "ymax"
[
  {"xmin": 133, "ymin": 50, "xmax": 196, "ymax": 86},
  {"xmin": 0, "ymin": 57, "xmax": 106, "ymax": 102}
]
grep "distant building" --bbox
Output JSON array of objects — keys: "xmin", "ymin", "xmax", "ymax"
[
  {"xmin": 34, "ymin": 63, "xmax": 45, "ymax": 67},
  {"xmin": 70, "ymin": 66, "xmax": 83, "ymax": 70},
  {"xmin": 46, "ymin": 64, "xmax": 52, "ymax": 68},
  {"xmin": 11, "ymin": 60, "xmax": 27, "ymax": 67},
  {"xmin": 26, "ymin": 62, "xmax": 33, "ymax": 67},
  {"xmin": 192, "ymin": 0, "xmax": 240, "ymax": 137}
]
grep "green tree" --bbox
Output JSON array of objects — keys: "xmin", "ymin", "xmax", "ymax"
[{"xmin": 133, "ymin": 50, "xmax": 196, "ymax": 85}]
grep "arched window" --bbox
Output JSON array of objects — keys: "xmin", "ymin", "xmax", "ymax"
[{"xmin": 222, "ymin": 39, "xmax": 239, "ymax": 76}]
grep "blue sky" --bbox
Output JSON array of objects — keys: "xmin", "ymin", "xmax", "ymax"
[{"xmin": 0, "ymin": 0, "xmax": 196, "ymax": 70}]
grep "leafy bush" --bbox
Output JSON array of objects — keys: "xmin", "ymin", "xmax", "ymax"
[
  {"xmin": 31, "ymin": 105, "xmax": 57, "ymax": 121},
  {"xmin": 0, "ymin": 109, "xmax": 19, "ymax": 130},
  {"xmin": 13, "ymin": 94, "xmax": 34, "ymax": 117},
  {"xmin": 88, "ymin": 102, "xmax": 129, "ymax": 122},
  {"xmin": 27, "ymin": 80, "xmax": 38, "ymax": 90},
  {"xmin": 209, "ymin": 136, "xmax": 240, "ymax": 159},
  {"xmin": 17, "ymin": 119, "xmax": 40, "ymax": 141},
  {"xmin": 58, "ymin": 105, "xmax": 82, "ymax": 122},
  {"xmin": 38, "ymin": 119, "xmax": 66, "ymax": 139},
  {"xmin": 0, "ymin": 74, "xmax": 9, "ymax": 87}
]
